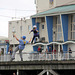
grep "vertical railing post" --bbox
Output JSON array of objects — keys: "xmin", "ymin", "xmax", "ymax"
[
  {"xmin": 17, "ymin": 69, "xmax": 19, "ymax": 75},
  {"xmin": 58, "ymin": 44, "xmax": 61, "ymax": 60},
  {"xmin": 67, "ymin": 51, "xmax": 69, "ymax": 60},
  {"xmin": 32, "ymin": 53, "xmax": 33, "ymax": 61},
  {"xmin": 39, "ymin": 53, "xmax": 40, "ymax": 61},
  {"xmin": 47, "ymin": 71, "xmax": 49, "ymax": 75},
  {"xmin": 53, "ymin": 44, "xmax": 55, "ymax": 60},
  {"xmin": 46, "ymin": 53, "xmax": 47, "ymax": 60}
]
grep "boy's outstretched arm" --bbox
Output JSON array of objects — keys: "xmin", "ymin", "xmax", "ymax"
[
  {"xmin": 13, "ymin": 34, "xmax": 19, "ymax": 41},
  {"xmin": 29, "ymin": 31, "xmax": 31, "ymax": 34},
  {"xmin": 29, "ymin": 30, "xmax": 33, "ymax": 34},
  {"xmin": 36, "ymin": 30, "xmax": 39, "ymax": 32},
  {"xmin": 26, "ymin": 38, "xmax": 32, "ymax": 44},
  {"xmin": 29, "ymin": 38, "xmax": 32, "ymax": 43}
]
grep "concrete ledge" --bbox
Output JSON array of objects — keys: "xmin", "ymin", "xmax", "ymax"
[
  {"xmin": 0, "ymin": 60, "xmax": 75, "ymax": 65},
  {"xmin": 0, "ymin": 60, "xmax": 75, "ymax": 70}
]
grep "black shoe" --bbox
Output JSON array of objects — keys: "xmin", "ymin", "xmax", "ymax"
[
  {"xmin": 10, "ymin": 58, "xmax": 15, "ymax": 61},
  {"xmin": 31, "ymin": 42, "xmax": 33, "ymax": 44},
  {"xmin": 21, "ymin": 58, "xmax": 23, "ymax": 61}
]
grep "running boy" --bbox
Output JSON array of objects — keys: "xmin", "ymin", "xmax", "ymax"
[
  {"xmin": 29, "ymin": 25, "xmax": 40, "ymax": 44},
  {"xmin": 11, "ymin": 34, "xmax": 30, "ymax": 61}
]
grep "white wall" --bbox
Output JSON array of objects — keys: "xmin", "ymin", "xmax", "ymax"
[
  {"xmin": 36, "ymin": 0, "xmax": 75, "ymax": 13},
  {"xmin": 36, "ymin": 0, "xmax": 50, "ymax": 13},
  {"xmin": 56, "ymin": 0, "xmax": 75, "ymax": 7},
  {"xmin": 39, "ymin": 22, "xmax": 48, "ymax": 42},
  {"xmin": 23, "ymin": 44, "xmax": 33, "ymax": 52}
]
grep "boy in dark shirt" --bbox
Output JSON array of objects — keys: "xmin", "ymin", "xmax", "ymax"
[{"xmin": 29, "ymin": 25, "xmax": 40, "ymax": 44}]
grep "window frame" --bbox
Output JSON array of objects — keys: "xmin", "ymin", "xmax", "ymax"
[
  {"xmin": 28, "ymin": 25, "xmax": 31, "ymax": 31},
  {"xmin": 71, "ymin": 14, "xmax": 75, "ymax": 40},
  {"xmin": 55, "ymin": 16, "xmax": 63, "ymax": 41},
  {"xmin": 42, "ymin": 24, "xmax": 44, "ymax": 29}
]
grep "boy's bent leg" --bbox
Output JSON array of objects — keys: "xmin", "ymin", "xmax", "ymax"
[
  {"xmin": 31, "ymin": 36, "xmax": 35, "ymax": 44},
  {"xmin": 11, "ymin": 46, "xmax": 19, "ymax": 61},
  {"xmin": 37, "ymin": 35, "xmax": 40, "ymax": 41},
  {"xmin": 38, "ymin": 35, "xmax": 40, "ymax": 39},
  {"xmin": 19, "ymin": 50, "xmax": 23, "ymax": 61}
]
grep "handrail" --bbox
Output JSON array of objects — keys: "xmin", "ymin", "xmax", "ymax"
[
  {"xmin": 0, "ymin": 51, "xmax": 74, "ymax": 61},
  {"xmin": 32, "ymin": 41, "xmax": 75, "ymax": 46}
]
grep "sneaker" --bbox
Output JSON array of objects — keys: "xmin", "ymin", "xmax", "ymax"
[
  {"xmin": 31, "ymin": 42, "xmax": 33, "ymax": 44},
  {"xmin": 21, "ymin": 58, "xmax": 23, "ymax": 61},
  {"xmin": 10, "ymin": 58, "xmax": 15, "ymax": 61}
]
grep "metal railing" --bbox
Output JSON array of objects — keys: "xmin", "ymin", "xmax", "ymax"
[{"xmin": 0, "ymin": 51, "xmax": 74, "ymax": 61}]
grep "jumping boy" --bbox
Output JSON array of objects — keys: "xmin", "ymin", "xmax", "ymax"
[
  {"xmin": 11, "ymin": 34, "xmax": 30, "ymax": 61},
  {"xmin": 29, "ymin": 25, "xmax": 40, "ymax": 44}
]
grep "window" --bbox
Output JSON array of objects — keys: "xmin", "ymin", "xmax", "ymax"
[
  {"xmin": 1, "ymin": 48, "xmax": 4, "ymax": 55},
  {"xmin": 49, "ymin": 0, "xmax": 53, "ymax": 4},
  {"xmin": 73, "ymin": 15, "xmax": 75, "ymax": 22},
  {"xmin": 56, "ymin": 16, "xmax": 62, "ymax": 41},
  {"xmin": 34, "ymin": 0, "xmax": 36, "ymax": 4},
  {"xmin": 58, "ymin": 25, "xmax": 61, "ymax": 32},
  {"xmin": 20, "ymin": 26, "xmax": 22, "ymax": 35},
  {"xmin": 16, "ymin": 21, "xmax": 19, "ymax": 24},
  {"xmin": 12, "ymin": 27, "xmax": 16, "ymax": 33},
  {"xmin": 28, "ymin": 25, "xmax": 31, "ymax": 31},
  {"xmin": 57, "ymin": 16, "xmax": 61, "ymax": 24},
  {"xmin": 41, "ymin": 17, "xmax": 45, "ymax": 22},
  {"xmin": 56, "ymin": 33, "xmax": 62, "ymax": 41},
  {"xmin": 42, "ymin": 25, "xmax": 44, "ymax": 29},
  {"xmin": 71, "ymin": 14, "xmax": 75, "ymax": 40},
  {"xmin": 20, "ymin": 26, "xmax": 22, "ymax": 31},
  {"xmin": 9, "ymin": 22, "xmax": 12, "ymax": 24}
]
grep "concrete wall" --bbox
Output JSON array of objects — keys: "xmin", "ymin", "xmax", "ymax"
[
  {"xmin": 1, "ymin": 61, "xmax": 75, "ymax": 70},
  {"xmin": 56, "ymin": 0, "xmax": 75, "ymax": 7},
  {"xmin": 36, "ymin": 0, "xmax": 75, "ymax": 13},
  {"xmin": 36, "ymin": 0, "xmax": 50, "ymax": 13},
  {"xmin": 39, "ymin": 22, "xmax": 48, "ymax": 42}
]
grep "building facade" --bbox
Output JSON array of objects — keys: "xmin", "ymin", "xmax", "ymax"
[
  {"xmin": 0, "ymin": 36, "xmax": 9, "ymax": 55},
  {"xmin": 31, "ymin": 4, "xmax": 75, "ymax": 58},
  {"xmin": 8, "ymin": 19, "xmax": 33, "ymax": 53},
  {"xmin": 35, "ymin": 0, "xmax": 75, "ymax": 13}
]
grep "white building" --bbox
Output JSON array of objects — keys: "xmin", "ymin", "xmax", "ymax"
[
  {"xmin": 31, "ymin": 0, "xmax": 75, "ymax": 59},
  {"xmin": 8, "ymin": 0, "xmax": 75, "ymax": 61},
  {"xmin": 0, "ymin": 36, "xmax": 9, "ymax": 55},
  {"xmin": 35, "ymin": 0, "xmax": 75, "ymax": 13},
  {"xmin": 8, "ymin": 19, "xmax": 33, "ymax": 53}
]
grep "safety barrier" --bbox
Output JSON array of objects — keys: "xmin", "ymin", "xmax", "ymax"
[{"xmin": 0, "ymin": 51, "xmax": 74, "ymax": 61}]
